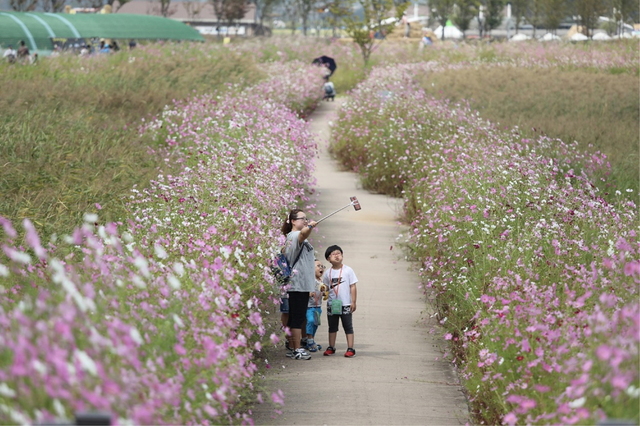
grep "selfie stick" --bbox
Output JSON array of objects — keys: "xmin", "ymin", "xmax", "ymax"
[{"xmin": 315, "ymin": 196, "xmax": 362, "ymax": 225}]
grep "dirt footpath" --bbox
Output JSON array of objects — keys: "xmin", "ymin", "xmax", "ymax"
[{"xmin": 252, "ymin": 98, "xmax": 470, "ymax": 425}]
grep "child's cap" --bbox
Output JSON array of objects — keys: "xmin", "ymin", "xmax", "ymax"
[{"xmin": 325, "ymin": 245, "xmax": 343, "ymax": 260}]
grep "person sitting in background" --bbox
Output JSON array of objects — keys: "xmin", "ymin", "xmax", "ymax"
[
  {"xmin": 420, "ymin": 30, "xmax": 434, "ymax": 49},
  {"xmin": 323, "ymin": 78, "xmax": 336, "ymax": 101},
  {"xmin": 3, "ymin": 45, "xmax": 16, "ymax": 63},
  {"xmin": 16, "ymin": 41, "xmax": 30, "ymax": 63}
]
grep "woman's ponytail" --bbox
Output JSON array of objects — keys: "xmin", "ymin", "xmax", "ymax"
[{"xmin": 281, "ymin": 208, "xmax": 303, "ymax": 235}]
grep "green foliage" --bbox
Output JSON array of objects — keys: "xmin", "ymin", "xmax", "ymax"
[
  {"xmin": 327, "ymin": 0, "xmax": 352, "ymax": 37},
  {"xmin": 541, "ymin": 0, "xmax": 566, "ymax": 32},
  {"xmin": 575, "ymin": 0, "xmax": 608, "ymax": 37},
  {"xmin": 481, "ymin": 0, "xmax": 505, "ymax": 33},
  {"xmin": 453, "ymin": 0, "xmax": 480, "ymax": 35},
  {"xmin": 342, "ymin": 0, "xmax": 408, "ymax": 66},
  {"xmin": 509, "ymin": 0, "xmax": 528, "ymax": 31}
]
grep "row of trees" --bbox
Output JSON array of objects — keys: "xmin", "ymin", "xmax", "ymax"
[
  {"xmin": 8, "ymin": 0, "xmax": 126, "ymax": 12},
  {"xmin": 430, "ymin": 0, "xmax": 637, "ymax": 38},
  {"xmin": 7, "ymin": 0, "xmax": 638, "ymax": 40},
  {"xmin": 258, "ymin": 0, "xmax": 638, "ymax": 39}
]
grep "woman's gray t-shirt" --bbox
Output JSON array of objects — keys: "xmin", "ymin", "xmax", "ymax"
[{"xmin": 285, "ymin": 231, "xmax": 315, "ymax": 292}]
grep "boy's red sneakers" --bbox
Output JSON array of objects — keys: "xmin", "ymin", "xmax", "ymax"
[
  {"xmin": 344, "ymin": 348, "xmax": 356, "ymax": 357},
  {"xmin": 323, "ymin": 346, "xmax": 336, "ymax": 356}
]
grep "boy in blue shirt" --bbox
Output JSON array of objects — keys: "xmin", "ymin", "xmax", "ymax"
[{"xmin": 305, "ymin": 260, "xmax": 327, "ymax": 352}]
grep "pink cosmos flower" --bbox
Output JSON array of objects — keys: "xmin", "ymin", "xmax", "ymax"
[
  {"xmin": 503, "ymin": 412, "xmax": 518, "ymax": 425},
  {"xmin": 271, "ymin": 389, "xmax": 285, "ymax": 406}
]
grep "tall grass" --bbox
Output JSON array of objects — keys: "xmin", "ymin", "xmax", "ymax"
[
  {"xmin": 410, "ymin": 40, "xmax": 640, "ymax": 199},
  {"xmin": 0, "ymin": 58, "xmax": 324, "ymax": 424},
  {"xmin": 0, "ymin": 44, "xmax": 265, "ymax": 240},
  {"xmin": 330, "ymin": 51, "xmax": 638, "ymax": 425},
  {"xmin": 415, "ymin": 66, "xmax": 639, "ymax": 197},
  {"xmin": 0, "ymin": 36, "xmax": 434, "ymax": 242}
]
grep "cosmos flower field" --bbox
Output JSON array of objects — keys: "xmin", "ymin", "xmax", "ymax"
[
  {"xmin": 0, "ymin": 37, "xmax": 637, "ymax": 425},
  {"xmin": 0, "ymin": 59, "xmax": 323, "ymax": 424},
  {"xmin": 330, "ymin": 48, "xmax": 638, "ymax": 425}
]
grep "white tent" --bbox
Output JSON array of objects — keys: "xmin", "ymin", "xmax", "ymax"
[
  {"xmin": 433, "ymin": 24, "xmax": 464, "ymax": 39},
  {"xmin": 592, "ymin": 32, "xmax": 612, "ymax": 41},
  {"xmin": 539, "ymin": 33, "xmax": 561, "ymax": 42},
  {"xmin": 570, "ymin": 32, "xmax": 589, "ymax": 41},
  {"xmin": 510, "ymin": 33, "xmax": 531, "ymax": 42}
]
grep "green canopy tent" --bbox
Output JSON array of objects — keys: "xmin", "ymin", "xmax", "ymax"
[{"xmin": 0, "ymin": 12, "xmax": 204, "ymax": 55}]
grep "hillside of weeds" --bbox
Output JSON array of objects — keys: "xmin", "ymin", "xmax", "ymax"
[
  {"xmin": 0, "ymin": 35, "xmax": 423, "ymax": 424},
  {"xmin": 330, "ymin": 41, "xmax": 638, "ymax": 425},
  {"xmin": 0, "ymin": 37, "xmax": 373, "ymax": 241},
  {"xmin": 0, "ymin": 44, "xmax": 265, "ymax": 239},
  {"xmin": 0, "ymin": 43, "xmax": 329, "ymax": 423},
  {"xmin": 413, "ymin": 40, "xmax": 639, "ymax": 197}
]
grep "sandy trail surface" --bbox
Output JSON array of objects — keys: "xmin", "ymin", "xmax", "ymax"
[{"xmin": 252, "ymin": 98, "xmax": 469, "ymax": 425}]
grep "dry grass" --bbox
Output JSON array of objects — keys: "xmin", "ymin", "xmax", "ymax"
[
  {"xmin": 0, "ymin": 45, "xmax": 264, "ymax": 239},
  {"xmin": 415, "ymin": 66, "xmax": 639, "ymax": 195}
]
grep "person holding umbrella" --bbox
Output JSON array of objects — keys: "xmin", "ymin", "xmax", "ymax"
[{"xmin": 312, "ymin": 55, "xmax": 337, "ymax": 78}]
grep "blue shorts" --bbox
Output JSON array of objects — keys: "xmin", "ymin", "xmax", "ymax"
[{"xmin": 279, "ymin": 297, "xmax": 289, "ymax": 314}]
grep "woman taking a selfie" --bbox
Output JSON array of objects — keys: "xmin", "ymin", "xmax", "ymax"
[{"xmin": 281, "ymin": 208, "xmax": 318, "ymax": 360}]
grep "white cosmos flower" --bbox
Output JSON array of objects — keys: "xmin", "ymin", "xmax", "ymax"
[
  {"xmin": 173, "ymin": 262, "xmax": 185, "ymax": 277},
  {"xmin": 0, "ymin": 383, "xmax": 16, "ymax": 398},
  {"xmin": 154, "ymin": 244, "xmax": 168, "ymax": 259},
  {"xmin": 168, "ymin": 275, "xmax": 181, "ymax": 290},
  {"xmin": 173, "ymin": 314, "xmax": 185, "ymax": 328},
  {"xmin": 568, "ymin": 397, "xmax": 586, "ymax": 408},
  {"xmin": 75, "ymin": 350, "xmax": 97, "ymax": 376},
  {"xmin": 130, "ymin": 327, "xmax": 143, "ymax": 345},
  {"xmin": 83, "ymin": 213, "xmax": 98, "ymax": 223}
]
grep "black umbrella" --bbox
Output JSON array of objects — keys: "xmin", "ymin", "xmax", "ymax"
[{"xmin": 312, "ymin": 55, "xmax": 337, "ymax": 77}]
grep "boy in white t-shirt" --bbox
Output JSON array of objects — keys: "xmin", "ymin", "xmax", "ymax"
[{"xmin": 322, "ymin": 245, "xmax": 358, "ymax": 357}]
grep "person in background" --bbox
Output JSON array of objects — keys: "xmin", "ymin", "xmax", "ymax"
[
  {"xmin": 322, "ymin": 245, "xmax": 358, "ymax": 358},
  {"xmin": 3, "ymin": 45, "xmax": 17, "ymax": 63},
  {"xmin": 323, "ymin": 78, "xmax": 336, "ymax": 101},
  {"xmin": 16, "ymin": 41, "xmax": 29, "ymax": 63},
  {"xmin": 420, "ymin": 31, "xmax": 433, "ymax": 49},
  {"xmin": 401, "ymin": 13, "xmax": 409, "ymax": 38}
]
